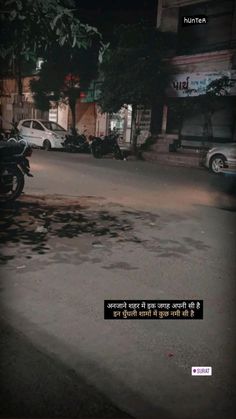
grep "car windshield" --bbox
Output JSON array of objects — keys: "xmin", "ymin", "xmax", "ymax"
[{"xmin": 42, "ymin": 121, "xmax": 66, "ymax": 132}]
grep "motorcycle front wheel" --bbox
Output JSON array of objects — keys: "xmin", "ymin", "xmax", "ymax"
[{"xmin": 0, "ymin": 166, "xmax": 25, "ymax": 202}]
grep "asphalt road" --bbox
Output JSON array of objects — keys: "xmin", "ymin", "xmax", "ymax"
[{"xmin": 0, "ymin": 150, "xmax": 236, "ymax": 419}]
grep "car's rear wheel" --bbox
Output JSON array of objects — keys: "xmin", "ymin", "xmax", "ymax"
[
  {"xmin": 43, "ymin": 139, "xmax": 51, "ymax": 151},
  {"xmin": 209, "ymin": 154, "xmax": 227, "ymax": 174}
]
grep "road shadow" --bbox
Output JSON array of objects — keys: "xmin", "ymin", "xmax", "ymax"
[
  {"xmin": 0, "ymin": 199, "xmax": 136, "ymax": 265},
  {"xmin": 0, "ymin": 314, "xmax": 177, "ymax": 419},
  {"xmin": 208, "ymin": 173, "xmax": 236, "ymax": 211},
  {"xmin": 0, "ymin": 317, "xmax": 131, "ymax": 418},
  {"xmin": 0, "ymin": 196, "xmax": 215, "ymax": 265}
]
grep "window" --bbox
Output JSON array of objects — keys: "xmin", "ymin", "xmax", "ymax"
[
  {"xmin": 22, "ymin": 120, "xmax": 31, "ymax": 128},
  {"xmin": 178, "ymin": 0, "xmax": 234, "ymax": 54},
  {"xmin": 42, "ymin": 121, "xmax": 66, "ymax": 131},
  {"xmin": 32, "ymin": 121, "xmax": 44, "ymax": 131}
]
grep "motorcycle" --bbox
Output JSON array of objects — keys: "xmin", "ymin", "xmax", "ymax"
[
  {"xmin": 7, "ymin": 121, "xmax": 24, "ymax": 144},
  {"xmin": 0, "ymin": 131, "xmax": 7, "ymax": 142},
  {"xmin": 63, "ymin": 129, "xmax": 90, "ymax": 153},
  {"xmin": 0, "ymin": 140, "xmax": 33, "ymax": 203},
  {"xmin": 90, "ymin": 131, "xmax": 123, "ymax": 159}
]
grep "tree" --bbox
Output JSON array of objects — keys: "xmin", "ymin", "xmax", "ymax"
[
  {"xmin": 98, "ymin": 23, "xmax": 175, "ymax": 152},
  {"xmin": 30, "ymin": 42, "xmax": 101, "ymax": 130},
  {"xmin": 0, "ymin": 0, "xmax": 101, "ymax": 97}
]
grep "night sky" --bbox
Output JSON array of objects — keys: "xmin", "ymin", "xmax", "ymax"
[
  {"xmin": 74, "ymin": 0, "xmax": 157, "ymax": 11},
  {"xmin": 74, "ymin": 0, "xmax": 158, "ymax": 40}
]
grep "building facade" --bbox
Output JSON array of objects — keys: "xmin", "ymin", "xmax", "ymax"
[
  {"xmin": 0, "ymin": 76, "xmax": 48, "ymax": 131},
  {"xmin": 156, "ymin": 0, "xmax": 236, "ymax": 148},
  {"xmin": 0, "ymin": 75, "xmax": 104, "ymax": 138}
]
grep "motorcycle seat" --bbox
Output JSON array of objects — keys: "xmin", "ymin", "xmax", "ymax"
[{"xmin": 0, "ymin": 142, "xmax": 25, "ymax": 158}]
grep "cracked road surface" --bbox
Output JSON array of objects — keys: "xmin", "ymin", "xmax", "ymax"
[{"xmin": 0, "ymin": 151, "xmax": 236, "ymax": 419}]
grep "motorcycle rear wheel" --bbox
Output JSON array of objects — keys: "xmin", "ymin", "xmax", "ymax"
[
  {"xmin": 0, "ymin": 166, "xmax": 25, "ymax": 202},
  {"xmin": 92, "ymin": 146, "xmax": 102, "ymax": 158},
  {"xmin": 113, "ymin": 145, "xmax": 123, "ymax": 160}
]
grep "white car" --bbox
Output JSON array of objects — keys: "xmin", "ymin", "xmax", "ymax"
[
  {"xmin": 204, "ymin": 143, "xmax": 236, "ymax": 174},
  {"xmin": 17, "ymin": 119, "xmax": 68, "ymax": 150}
]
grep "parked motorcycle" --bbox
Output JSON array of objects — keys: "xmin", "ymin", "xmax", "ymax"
[
  {"xmin": 0, "ymin": 140, "xmax": 33, "ymax": 203},
  {"xmin": 63, "ymin": 129, "xmax": 90, "ymax": 153},
  {"xmin": 90, "ymin": 131, "xmax": 123, "ymax": 159},
  {"xmin": 7, "ymin": 121, "xmax": 24, "ymax": 144},
  {"xmin": 0, "ymin": 130, "xmax": 7, "ymax": 142}
]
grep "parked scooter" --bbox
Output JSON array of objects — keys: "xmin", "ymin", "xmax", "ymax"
[
  {"xmin": 63, "ymin": 128, "xmax": 90, "ymax": 153},
  {"xmin": 90, "ymin": 130, "xmax": 123, "ymax": 159},
  {"xmin": 0, "ymin": 140, "xmax": 33, "ymax": 202}
]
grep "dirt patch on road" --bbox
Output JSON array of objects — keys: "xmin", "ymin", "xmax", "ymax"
[
  {"xmin": 0, "ymin": 193, "xmax": 213, "ymax": 269},
  {"xmin": 0, "ymin": 194, "xmax": 143, "ymax": 266},
  {"xmin": 16, "ymin": 193, "xmax": 107, "ymax": 209}
]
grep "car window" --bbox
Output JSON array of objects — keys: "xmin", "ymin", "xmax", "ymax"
[
  {"xmin": 22, "ymin": 120, "xmax": 31, "ymax": 128},
  {"xmin": 51, "ymin": 122, "xmax": 66, "ymax": 132},
  {"xmin": 42, "ymin": 121, "xmax": 66, "ymax": 132},
  {"xmin": 32, "ymin": 121, "xmax": 44, "ymax": 131}
]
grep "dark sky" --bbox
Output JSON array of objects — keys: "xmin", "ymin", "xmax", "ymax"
[
  {"xmin": 74, "ymin": 0, "xmax": 158, "ymax": 40},
  {"xmin": 75, "ymin": 0, "xmax": 157, "ymax": 11}
]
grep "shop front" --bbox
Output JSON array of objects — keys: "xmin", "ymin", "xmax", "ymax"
[{"xmin": 165, "ymin": 71, "xmax": 236, "ymax": 144}]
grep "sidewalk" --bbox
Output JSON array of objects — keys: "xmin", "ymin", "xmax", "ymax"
[
  {"xmin": 142, "ymin": 150, "xmax": 204, "ymax": 168},
  {"xmin": 119, "ymin": 140, "xmax": 205, "ymax": 169}
]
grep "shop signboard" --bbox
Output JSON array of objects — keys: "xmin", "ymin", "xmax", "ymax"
[{"xmin": 167, "ymin": 71, "xmax": 236, "ymax": 97}]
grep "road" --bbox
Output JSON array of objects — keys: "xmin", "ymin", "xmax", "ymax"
[{"xmin": 0, "ymin": 150, "xmax": 236, "ymax": 419}]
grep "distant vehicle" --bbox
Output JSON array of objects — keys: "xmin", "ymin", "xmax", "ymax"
[
  {"xmin": 204, "ymin": 143, "xmax": 236, "ymax": 174},
  {"xmin": 90, "ymin": 131, "xmax": 123, "ymax": 159},
  {"xmin": 18, "ymin": 119, "xmax": 68, "ymax": 150},
  {"xmin": 63, "ymin": 129, "xmax": 90, "ymax": 153}
]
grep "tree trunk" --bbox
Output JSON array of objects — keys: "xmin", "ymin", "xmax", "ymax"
[
  {"xmin": 207, "ymin": 110, "xmax": 213, "ymax": 141},
  {"xmin": 203, "ymin": 110, "xmax": 213, "ymax": 142},
  {"xmin": 17, "ymin": 58, "xmax": 23, "ymax": 98},
  {"xmin": 69, "ymin": 97, "xmax": 77, "ymax": 132},
  {"xmin": 178, "ymin": 110, "xmax": 184, "ymax": 140},
  {"xmin": 130, "ymin": 104, "xmax": 137, "ymax": 151},
  {"xmin": 150, "ymin": 98, "xmax": 164, "ymax": 136},
  {"xmin": 15, "ymin": 44, "xmax": 23, "ymax": 98}
]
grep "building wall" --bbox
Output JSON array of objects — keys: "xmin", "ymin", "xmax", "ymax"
[
  {"xmin": 169, "ymin": 50, "xmax": 236, "ymax": 73},
  {"xmin": 95, "ymin": 106, "xmax": 109, "ymax": 137},
  {"xmin": 163, "ymin": 0, "xmax": 208, "ymax": 7},
  {"xmin": 0, "ymin": 76, "xmax": 48, "ymax": 130},
  {"xmin": 75, "ymin": 102, "xmax": 96, "ymax": 136},
  {"xmin": 157, "ymin": 0, "xmax": 209, "ymax": 30},
  {"xmin": 58, "ymin": 104, "xmax": 69, "ymax": 130},
  {"xmin": 157, "ymin": 0, "xmax": 236, "ymax": 142}
]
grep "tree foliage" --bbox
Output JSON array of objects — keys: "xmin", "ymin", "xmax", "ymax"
[
  {"xmin": 0, "ymin": 0, "xmax": 100, "ymax": 62},
  {"xmin": 0, "ymin": 0, "xmax": 101, "ymax": 98},
  {"xmin": 98, "ymin": 23, "xmax": 175, "ymax": 114},
  {"xmin": 30, "ymin": 43, "xmax": 100, "ymax": 129}
]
